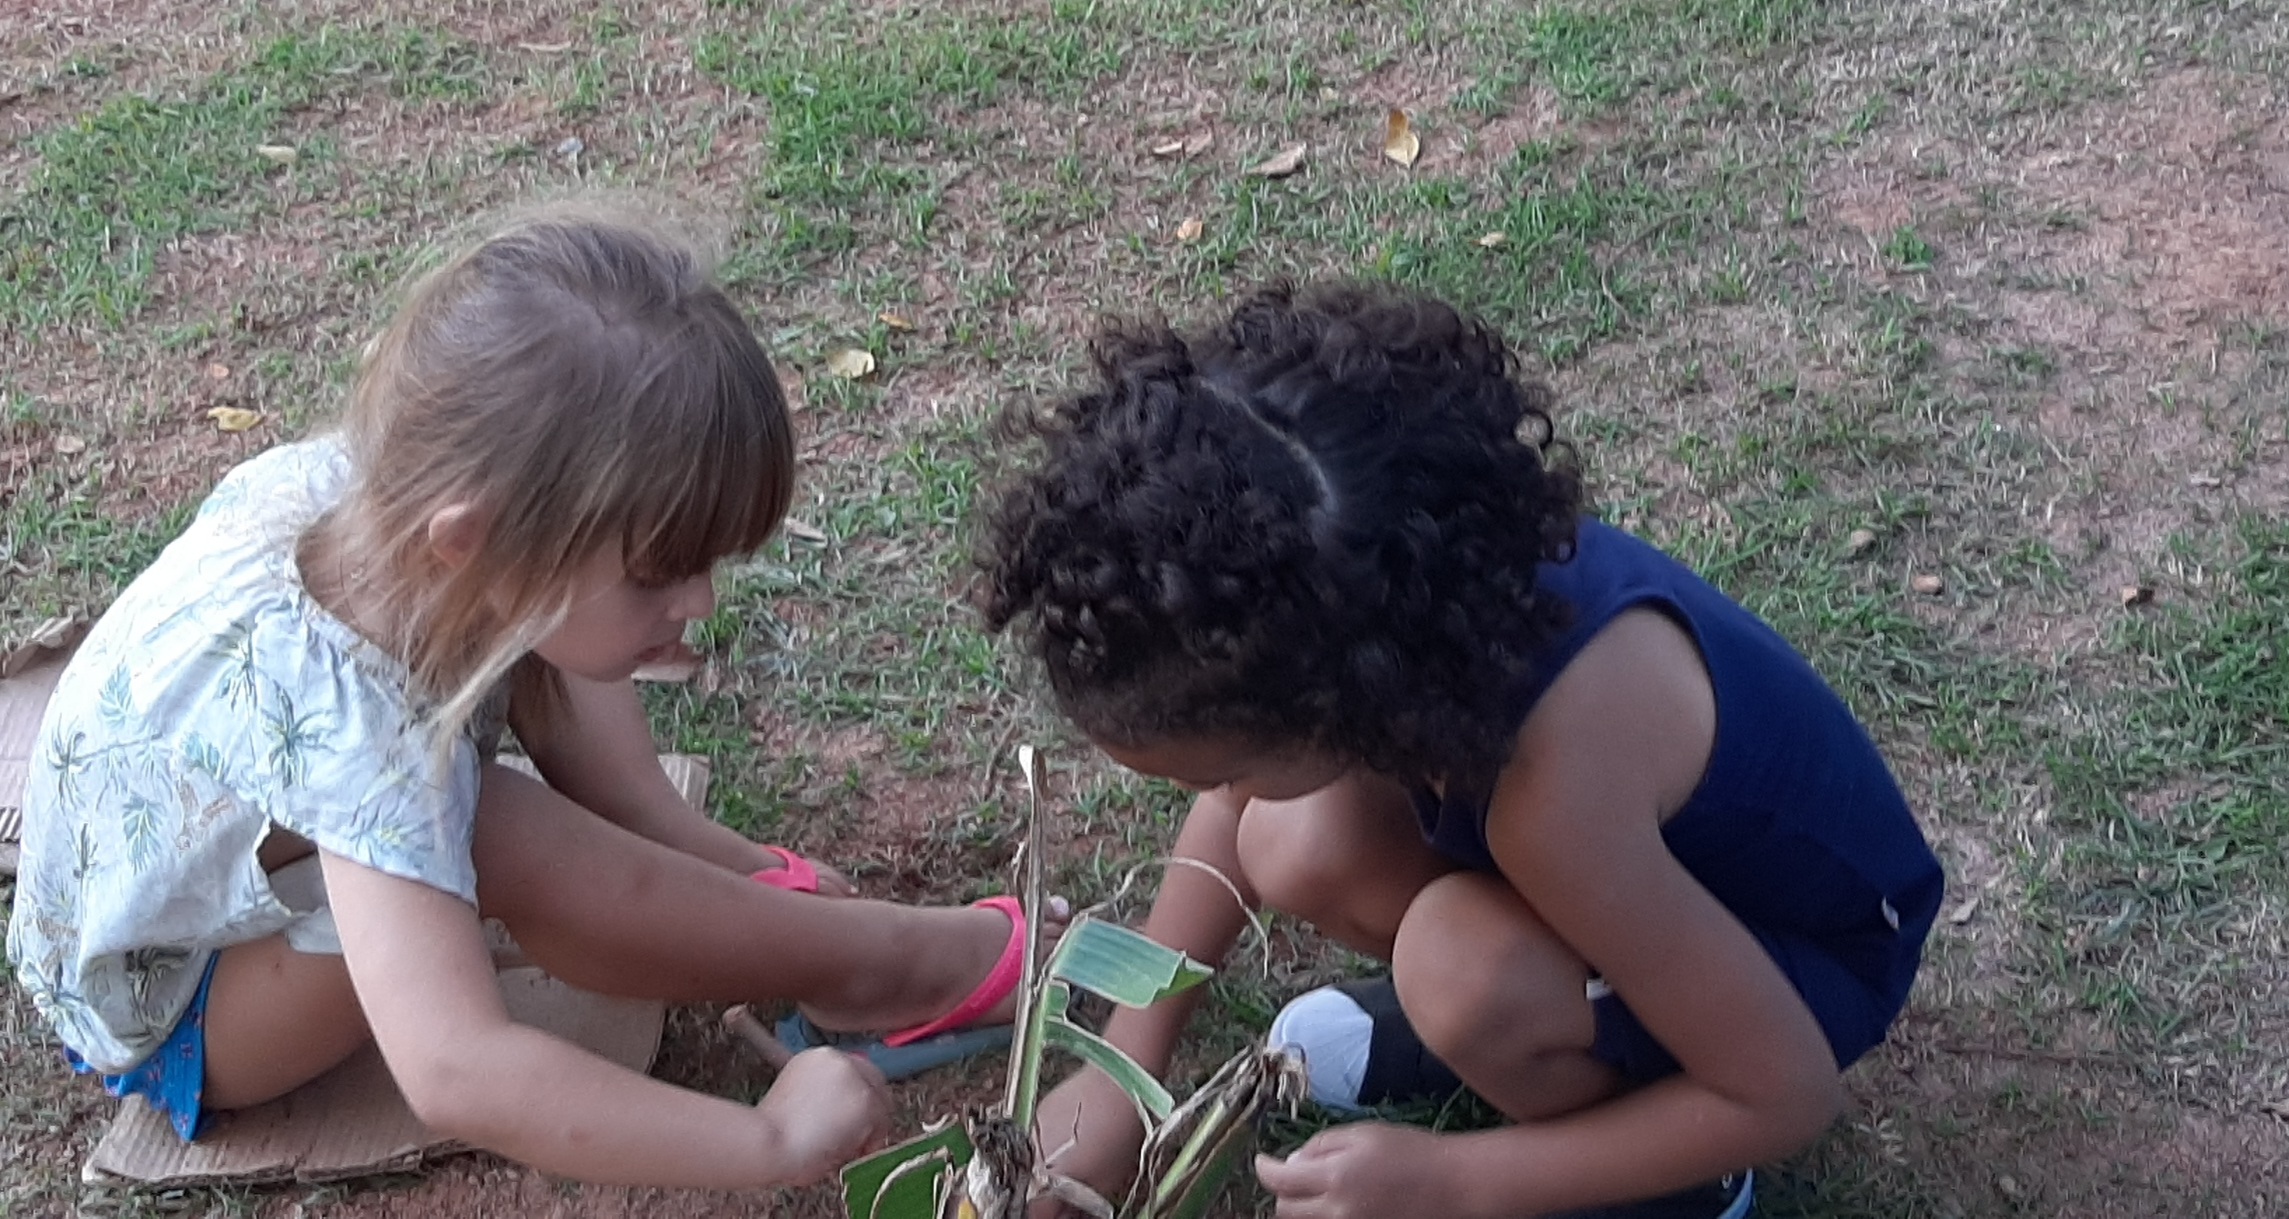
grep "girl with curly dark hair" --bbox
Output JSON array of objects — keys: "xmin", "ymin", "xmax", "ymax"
[{"xmin": 979, "ymin": 283, "xmax": 1944, "ymax": 1219}]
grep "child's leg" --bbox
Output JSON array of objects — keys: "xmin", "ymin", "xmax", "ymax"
[
  {"xmin": 1389, "ymin": 871, "xmax": 1620, "ymax": 1120},
  {"xmin": 1235, "ymin": 782, "xmax": 1619, "ymax": 1121},
  {"xmin": 469, "ymin": 762, "xmax": 1030, "ymax": 1034},
  {"xmin": 1232, "ymin": 774, "xmax": 1456, "ymax": 959},
  {"xmin": 204, "ymin": 761, "xmax": 1037, "ymax": 1111},
  {"xmin": 202, "ymin": 934, "xmax": 366, "ymax": 1109}
]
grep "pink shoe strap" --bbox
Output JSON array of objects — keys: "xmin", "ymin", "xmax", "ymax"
[
  {"xmin": 750, "ymin": 845, "xmax": 821, "ymax": 893},
  {"xmin": 883, "ymin": 895, "xmax": 1025, "ymax": 1047}
]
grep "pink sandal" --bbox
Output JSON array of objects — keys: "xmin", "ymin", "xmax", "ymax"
[
  {"xmin": 883, "ymin": 894, "xmax": 1026, "ymax": 1047},
  {"xmin": 749, "ymin": 845, "xmax": 823, "ymax": 893},
  {"xmin": 762, "ymin": 895, "xmax": 1032, "ymax": 1079}
]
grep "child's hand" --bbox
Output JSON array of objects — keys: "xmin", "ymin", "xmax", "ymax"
[
  {"xmin": 1253, "ymin": 1123, "xmax": 1457, "ymax": 1219},
  {"xmin": 753, "ymin": 1047, "xmax": 894, "ymax": 1186},
  {"xmin": 1027, "ymin": 1068, "xmax": 1147, "ymax": 1218}
]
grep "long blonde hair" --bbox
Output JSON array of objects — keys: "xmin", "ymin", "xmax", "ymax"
[{"xmin": 313, "ymin": 201, "xmax": 793, "ymax": 745}]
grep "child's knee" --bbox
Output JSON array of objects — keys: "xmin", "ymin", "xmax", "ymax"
[
  {"xmin": 1233, "ymin": 801, "xmax": 1346, "ymax": 915},
  {"xmin": 1390, "ymin": 874, "xmax": 1596, "ymax": 1060}
]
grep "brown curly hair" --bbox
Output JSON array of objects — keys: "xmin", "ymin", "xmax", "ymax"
[{"xmin": 977, "ymin": 283, "xmax": 1585, "ymax": 794}]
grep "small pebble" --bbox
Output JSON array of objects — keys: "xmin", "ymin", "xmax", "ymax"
[
  {"xmin": 1911, "ymin": 573, "xmax": 1944, "ymax": 595},
  {"xmin": 555, "ymin": 136, "xmax": 585, "ymax": 158},
  {"xmin": 1846, "ymin": 528, "xmax": 1878, "ymax": 556}
]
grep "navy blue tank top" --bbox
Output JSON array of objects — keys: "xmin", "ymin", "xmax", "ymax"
[{"xmin": 1414, "ymin": 519, "xmax": 1945, "ymax": 1015}]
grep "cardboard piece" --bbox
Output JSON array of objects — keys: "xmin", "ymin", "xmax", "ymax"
[
  {"xmin": 84, "ymin": 969, "xmax": 666, "ymax": 1187},
  {"xmin": 75, "ymin": 754, "xmax": 712, "ymax": 1188},
  {"xmin": 0, "ymin": 648, "xmax": 72, "ymax": 877}
]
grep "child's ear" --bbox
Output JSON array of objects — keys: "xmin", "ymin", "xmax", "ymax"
[{"xmin": 424, "ymin": 503, "xmax": 489, "ymax": 571}]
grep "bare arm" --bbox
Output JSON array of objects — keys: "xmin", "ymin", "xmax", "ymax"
[
  {"xmin": 1445, "ymin": 609, "xmax": 1841, "ymax": 1213},
  {"xmin": 1097, "ymin": 787, "xmax": 1262, "ymax": 1073},
  {"xmin": 322, "ymin": 850, "xmax": 889, "ymax": 1188},
  {"xmin": 512, "ymin": 670, "xmax": 775, "ymax": 875}
]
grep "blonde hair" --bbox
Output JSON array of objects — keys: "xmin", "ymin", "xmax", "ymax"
[{"xmin": 314, "ymin": 201, "xmax": 793, "ymax": 745}]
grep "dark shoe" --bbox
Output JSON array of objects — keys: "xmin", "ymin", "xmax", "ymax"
[
  {"xmin": 1267, "ymin": 977, "xmax": 1466, "ymax": 1110},
  {"xmin": 1546, "ymin": 1171, "xmax": 1754, "ymax": 1219}
]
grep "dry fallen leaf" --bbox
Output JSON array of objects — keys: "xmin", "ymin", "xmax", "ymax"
[
  {"xmin": 1477, "ymin": 231, "xmax": 1508, "ymax": 248},
  {"xmin": 1246, "ymin": 142, "xmax": 1309, "ymax": 178},
  {"xmin": 1911, "ymin": 573, "xmax": 1945, "ymax": 596},
  {"xmin": 1175, "ymin": 216, "xmax": 1205, "ymax": 242},
  {"xmin": 877, "ymin": 311, "xmax": 917, "ymax": 332},
  {"xmin": 1381, "ymin": 108, "xmax": 1420, "ymax": 168},
  {"xmin": 208, "ymin": 407, "xmax": 263, "ymax": 433},
  {"xmin": 2119, "ymin": 584, "xmax": 2155, "ymax": 607},
  {"xmin": 1151, "ymin": 137, "xmax": 1187, "ymax": 158},
  {"xmin": 206, "ymin": 362, "xmax": 231, "ymax": 380},
  {"xmin": 1943, "ymin": 896, "xmax": 1980, "ymax": 926},
  {"xmin": 1846, "ymin": 528, "xmax": 1878, "ymax": 556},
  {"xmin": 783, "ymin": 518, "xmax": 828, "ymax": 543},
  {"xmin": 255, "ymin": 144, "xmax": 297, "ymax": 165},
  {"xmin": 519, "ymin": 40, "xmax": 573, "ymax": 53},
  {"xmin": 1183, "ymin": 130, "xmax": 1214, "ymax": 157},
  {"xmin": 825, "ymin": 348, "xmax": 877, "ymax": 380},
  {"xmin": 53, "ymin": 434, "xmax": 87, "ymax": 456}
]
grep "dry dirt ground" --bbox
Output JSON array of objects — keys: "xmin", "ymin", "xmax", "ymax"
[{"xmin": 4, "ymin": 0, "xmax": 2287, "ymax": 1216}]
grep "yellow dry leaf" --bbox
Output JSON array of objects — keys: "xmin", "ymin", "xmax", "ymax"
[
  {"xmin": 1245, "ymin": 142, "xmax": 1308, "ymax": 178},
  {"xmin": 208, "ymin": 407, "xmax": 263, "ymax": 433},
  {"xmin": 877, "ymin": 311, "xmax": 917, "ymax": 332},
  {"xmin": 1175, "ymin": 216, "xmax": 1205, "ymax": 242},
  {"xmin": 255, "ymin": 144, "xmax": 297, "ymax": 165},
  {"xmin": 1476, "ymin": 231, "xmax": 1508, "ymax": 248},
  {"xmin": 1382, "ymin": 108, "xmax": 1420, "ymax": 168},
  {"xmin": 825, "ymin": 348, "xmax": 877, "ymax": 380}
]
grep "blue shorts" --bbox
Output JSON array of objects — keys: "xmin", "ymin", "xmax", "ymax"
[
  {"xmin": 1589, "ymin": 918, "xmax": 1931, "ymax": 1082},
  {"xmin": 65, "ymin": 955, "xmax": 217, "ymax": 1141}
]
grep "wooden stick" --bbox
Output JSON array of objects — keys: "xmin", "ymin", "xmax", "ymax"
[{"xmin": 723, "ymin": 1004, "xmax": 795, "ymax": 1072}]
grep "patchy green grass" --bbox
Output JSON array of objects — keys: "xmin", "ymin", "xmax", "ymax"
[{"xmin": 6, "ymin": 0, "xmax": 2289, "ymax": 1215}]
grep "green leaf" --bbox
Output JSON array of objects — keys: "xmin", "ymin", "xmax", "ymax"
[
  {"xmin": 1040, "ymin": 997, "xmax": 1176, "ymax": 1123},
  {"xmin": 840, "ymin": 1119, "xmax": 969, "ymax": 1219},
  {"xmin": 1048, "ymin": 917, "xmax": 1214, "ymax": 1010},
  {"xmin": 1129, "ymin": 1048, "xmax": 1300, "ymax": 1219},
  {"xmin": 1008, "ymin": 742, "xmax": 1052, "ymax": 1129},
  {"xmin": 1133, "ymin": 1115, "xmax": 1255, "ymax": 1219}
]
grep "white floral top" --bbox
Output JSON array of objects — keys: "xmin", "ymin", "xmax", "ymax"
[{"xmin": 6, "ymin": 439, "xmax": 497, "ymax": 1072}]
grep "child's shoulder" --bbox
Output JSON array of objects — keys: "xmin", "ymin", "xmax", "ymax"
[
  {"xmin": 192, "ymin": 435, "xmax": 351, "ymax": 529},
  {"xmin": 54, "ymin": 434, "xmax": 409, "ymax": 753}
]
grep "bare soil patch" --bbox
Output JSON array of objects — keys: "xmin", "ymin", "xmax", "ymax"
[{"xmin": 1814, "ymin": 67, "xmax": 2289, "ymax": 603}]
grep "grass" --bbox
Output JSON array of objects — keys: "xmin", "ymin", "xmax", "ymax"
[{"xmin": 5, "ymin": 0, "xmax": 2289, "ymax": 1215}]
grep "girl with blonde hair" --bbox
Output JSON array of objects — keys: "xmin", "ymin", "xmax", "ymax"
[{"xmin": 9, "ymin": 204, "xmax": 1040, "ymax": 1189}]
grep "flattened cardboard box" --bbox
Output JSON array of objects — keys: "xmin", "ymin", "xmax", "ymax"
[
  {"xmin": 25, "ymin": 736, "xmax": 706, "ymax": 1187},
  {"xmin": 0, "ymin": 649, "xmax": 72, "ymax": 876},
  {"xmin": 87, "ymin": 969, "xmax": 666, "ymax": 1187}
]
